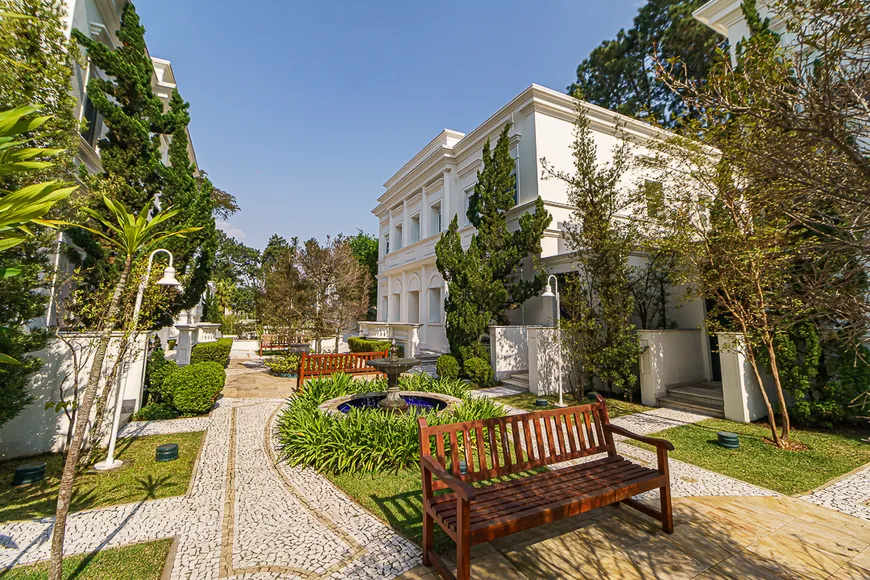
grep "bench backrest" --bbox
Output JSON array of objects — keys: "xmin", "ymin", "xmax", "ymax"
[
  {"xmin": 418, "ymin": 395, "xmax": 615, "ymax": 488},
  {"xmin": 298, "ymin": 350, "xmax": 388, "ymax": 385}
]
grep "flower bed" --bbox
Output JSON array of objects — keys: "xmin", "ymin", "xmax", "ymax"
[{"xmin": 275, "ymin": 373, "xmax": 504, "ymax": 474}]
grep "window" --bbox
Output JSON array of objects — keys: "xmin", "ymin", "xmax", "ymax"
[
  {"xmin": 392, "ymin": 294, "xmax": 401, "ymax": 322},
  {"xmin": 428, "ymin": 288, "xmax": 442, "ymax": 323},
  {"xmin": 430, "ymin": 202, "xmax": 442, "ymax": 235},
  {"xmin": 394, "ymin": 223, "xmax": 403, "ymax": 250},
  {"xmin": 410, "ymin": 214, "xmax": 420, "ymax": 244},
  {"xmin": 380, "ymin": 296, "xmax": 389, "ymax": 321},
  {"xmin": 644, "ymin": 179, "xmax": 664, "ymax": 218},
  {"xmin": 81, "ymin": 95, "xmax": 102, "ymax": 147},
  {"xmin": 384, "ymin": 233, "xmax": 390, "ymax": 255},
  {"xmin": 510, "ymin": 154, "xmax": 519, "ymax": 205}
]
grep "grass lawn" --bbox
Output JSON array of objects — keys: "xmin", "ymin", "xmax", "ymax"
[
  {"xmin": 2, "ymin": 538, "xmax": 171, "ymax": 579},
  {"xmin": 627, "ymin": 418, "xmax": 870, "ymax": 495},
  {"xmin": 0, "ymin": 431, "xmax": 204, "ymax": 522},
  {"xmin": 494, "ymin": 392, "xmax": 650, "ymax": 418}
]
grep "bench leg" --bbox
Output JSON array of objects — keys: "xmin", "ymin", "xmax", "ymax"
[
  {"xmin": 456, "ymin": 500, "xmax": 471, "ymax": 580},
  {"xmin": 422, "ymin": 511, "xmax": 434, "ymax": 566},
  {"xmin": 660, "ymin": 483, "xmax": 674, "ymax": 534}
]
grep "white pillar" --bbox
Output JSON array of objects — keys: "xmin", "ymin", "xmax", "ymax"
[
  {"xmin": 402, "ymin": 199, "xmax": 408, "ymax": 248},
  {"xmin": 442, "ymin": 168, "xmax": 452, "ymax": 224},
  {"xmin": 175, "ymin": 324, "xmax": 195, "ymax": 366}
]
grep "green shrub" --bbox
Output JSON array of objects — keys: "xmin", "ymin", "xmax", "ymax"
[
  {"xmin": 347, "ymin": 336, "xmax": 401, "ymax": 355},
  {"xmin": 436, "ymin": 354, "xmax": 459, "ymax": 379},
  {"xmin": 463, "ymin": 357, "xmax": 493, "ymax": 386},
  {"xmin": 457, "ymin": 343, "xmax": 488, "ymax": 364},
  {"xmin": 145, "ymin": 349, "xmax": 178, "ymax": 403},
  {"xmin": 276, "ymin": 373, "xmax": 503, "ymax": 474},
  {"xmin": 190, "ymin": 337, "xmax": 233, "ymax": 366},
  {"xmin": 164, "ymin": 362, "xmax": 226, "ymax": 415},
  {"xmin": 132, "ymin": 402, "xmax": 179, "ymax": 421},
  {"xmin": 264, "ymin": 353, "xmax": 301, "ymax": 375},
  {"xmin": 167, "ymin": 339, "xmax": 176, "ymax": 350}
]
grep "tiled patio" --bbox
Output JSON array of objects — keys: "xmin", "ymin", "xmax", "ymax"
[{"xmin": 399, "ymin": 495, "xmax": 870, "ymax": 579}]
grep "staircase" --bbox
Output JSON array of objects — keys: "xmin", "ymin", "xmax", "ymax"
[
  {"xmin": 502, "ymin": 371, "xmax": 530, "ymax": 391},
  {"xmin": 657, "ymin": 381, "xmax": 725, "ymax": 417},
  {"xmin": 415, "ymin": 350, "xmax": 441, "ymax": 366}
]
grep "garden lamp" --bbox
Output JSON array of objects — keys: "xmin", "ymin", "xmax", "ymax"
[
  {"xmin": 542, "ymin": 274, "xmax": 565, "ymax": 408},
  {"xmin": 94, "ymin": 249, "xmax": 180, "ymax": 471}
]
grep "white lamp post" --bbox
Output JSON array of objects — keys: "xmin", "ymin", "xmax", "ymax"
[
  {"xmin": 541, "ymin": 275, "xmax": 566, "ymax": 407},
  {"xmin": 94, "ymin": 249, "xmax": 181, "ymax": 471}
]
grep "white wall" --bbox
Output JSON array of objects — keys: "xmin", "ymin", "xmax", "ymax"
[
  {"xmin": 490, "ymin": 326, "xmax": 534, "ymax": 379},
  {"xmin": 528, "ymin": 327, "xmax": 566, "ymax": 396},
  {"xmin": 0, "ymin": 331, "xmax": 148, "ymax": 460},
  {"xmin": 718, "ymin": 332, "xmax": 792, "ymax": 423},
  {"xmin": 638, "ymin": 329, "xmax": 711, "ymax": 406}
]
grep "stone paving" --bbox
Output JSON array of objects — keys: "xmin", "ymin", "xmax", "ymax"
[
  {"xmin": 0, "ymin": 396, "xmax": 421, "ymax": 579},
  {"xmin": 802, "ymin": 464, "xmax": 870, "ymax": 521}
]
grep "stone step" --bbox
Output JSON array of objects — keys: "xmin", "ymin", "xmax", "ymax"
[
  {"xmin": 666, "ymin": 383, "xmax": 724, "ymax": 407},
  {"xmin": 657, "ymin": 396, "xmax": 725, "ymax": 418},
  {"xmin": 511, "ymin": 372, "xmax": 530, "ymax": 383},
  {"xmin": 501, "ymin": 378, "xmax": 530, "ymax": 391}
]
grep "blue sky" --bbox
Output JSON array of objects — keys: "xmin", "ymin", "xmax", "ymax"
[{"xmin": 136, "ymin": 0, "xmax": 640, "ymax": 250}]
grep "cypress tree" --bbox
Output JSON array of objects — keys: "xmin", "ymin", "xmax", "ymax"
[{"xmin": 436, "ymin": 124, "xmax": 551, "ymax": 361}]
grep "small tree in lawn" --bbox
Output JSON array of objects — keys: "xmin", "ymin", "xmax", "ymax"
[
  {"xmin": 324, "ymin": 238, "xmax": 371, "ymax": 352},
  {"xmin": 49, "ymin": 195, "xmax": 199, "ymax": 580},
  {"xmin": 436, "ymin": 124, "xmax": 551, "ymax": 361},
  {"xmin": 543, "ymin": 98, "xmax": 641, "ymax": 399}
]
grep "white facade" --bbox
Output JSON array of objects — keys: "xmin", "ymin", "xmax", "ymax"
[
  {"xmin": 369, "ymin": 84, "xmax": 704, "ymax": 355},
  {"xmin": 693, "ymin": 0, "xmax": 791, "ymax": 65}
]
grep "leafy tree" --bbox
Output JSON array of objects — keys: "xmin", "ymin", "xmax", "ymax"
[
  {"xmin": 569, "ymin": 0, "xmax": 721, "ymax": 127},
  {"xmin": 436, "ymin": 124, "xmax": 551, "ymax": 361},
  {"xmin": 49, "ymin": 196, "xmax": 199, "ymax": 580},
  {"xmin": 543, "ymin": 100, "xmax": 641, "ymax": 399},
  {"xmin": 261, "ymin": 234, "xmax": 290, "ymax": 277},
  {"xmin": 0, "ymin": 106, "xmax": 76, "ymax": 426},
  {"xmin": 212, "ymin": 230, "xmax": 261, "ymax": 317},
  {"xmin": 0, "ymin": 1, "xmax": 78, "ymax": 422},
  {"xmin": 347, "ymin": 229, "xmax": 379, "ymax": 319}
]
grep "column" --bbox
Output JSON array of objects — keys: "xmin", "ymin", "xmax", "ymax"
[
  {"xmin": 421, "ymin": 187, "xmax": 429, "ymax": 238},
  {"xmin": 175, "ymin": 324, "xmax": 195, "ymax": 366},
  {"xmin": 401, "ymin": 270, "xmax": 408, "ymax": 322},
  {"xmin": 420, "ymin": 264, "xmax": 429, "ymax": 348},
  {"xmin": 442, "ymin": 168, "xmax": 452, "ymax": 224},
  {"xmin": 402, "ymin": 199, "xmax": 408, "ymax": 248}
]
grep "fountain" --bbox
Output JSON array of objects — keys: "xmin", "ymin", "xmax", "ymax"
[
  {"xmin": 317, "ymin": 339, "xmax": 463, "ymax": 416},
  {"xmin": 368, "ymin": 339, "xmax": 420, "ymax": 412}
]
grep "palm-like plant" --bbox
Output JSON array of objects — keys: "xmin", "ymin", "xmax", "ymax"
[
  {"xmin": 48, "ymin": 196, "xmax": 199, "ymax": 580},
  {"xmin": 0, "ymin": 105, "xmax": 77, "ymax": 363}
]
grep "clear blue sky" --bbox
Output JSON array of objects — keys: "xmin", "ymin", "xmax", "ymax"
[{"xmin": 136, "ymin": 0, "xmax": 640, "ymax": 250}]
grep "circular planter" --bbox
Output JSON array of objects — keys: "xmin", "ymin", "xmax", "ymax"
[
  {"xmin": 12, "ymin": 462, "xmax": 46, "ymax": 486},
  {"xmin": 717, "ymin": 431, "xmax": 740, "ymax": 449},
  {"xmin": 156, "ymin": 443, "xmax": 179, "ymax": 462}
]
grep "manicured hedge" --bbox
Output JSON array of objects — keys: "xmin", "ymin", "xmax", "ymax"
[
  {"xmin": 347, "ymin": 336, "xmax": 402, "ymax": 356},
  {"xmin": 190, "ymin": 337, "xmax": 233, "ymax": 367},
  {"xmin": 145, "ymin": 348, "xmax": 178, "ymax": 403},
  {"xmin": 463, "ymin": 357, "xmax": 493, "ymax": 386},
  {"xmin": 164, "ymin": 361, "xmax": 226, "ymax": 415},
  {"xmin": 436, "ymin": 354, "xmax": 459, "ymax": 379}
]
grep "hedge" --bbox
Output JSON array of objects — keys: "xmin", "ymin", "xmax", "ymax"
[
  {"xmin": 190, "ymin": 337, "xmax": 233, "ymax": 366},
  {"xmin": 164, "ymin": 361, "xmax": 226, "ymax": 415},
  {"xmin": 436, "ymin": 354, "xmax": 460, "ymax": 379},
  {"xmin": 463, "ymin": 357, "xmax": 493, "ymax": 385},
  {"xmin": 145, "ymin": 349, "xmax": 178, "ymax": 403},
  {"xmin": 347, "ymin": 336, "xmax": 402, "ymax": 356}
]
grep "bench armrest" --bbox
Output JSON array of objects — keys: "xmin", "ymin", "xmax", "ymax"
[
  {"xmin": 604, "ymin": 424, "xmax": 675, "ymax": 451},
  {"xmin": 420, "ymin": 455, "xmax": 477, "ymax": 501}
]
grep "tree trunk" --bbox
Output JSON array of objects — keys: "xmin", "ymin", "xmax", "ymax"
[
  {"xmin": 49, "ymin": 255, "xmax": 133, "ymax": 580},
  {"xmin": 764, "ymin": 338, "xmax": 791, "ymax": 444},
  {"xmin": 744, "ymin": 342, "xmax": 783, "ymax": 448}
]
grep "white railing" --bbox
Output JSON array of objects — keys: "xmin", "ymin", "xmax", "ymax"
[{"xmin": 357, "ymin": 321, "xmax": 423, "ymax": 356}]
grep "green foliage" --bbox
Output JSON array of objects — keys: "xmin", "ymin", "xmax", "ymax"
[
  {"xmin": 347, "ymin": 230, "xmax": 379, "ymax": 319},
  {"xmin": 436, "ymin": 124, "xmax": 550, "ymax": 360},
  {"xmin": 569, "ymin": 0, "xmax": 721, "ymax": 127},
  {"xmin": 144, "ymin": 348, "xmax": 177, "ymax": 404},
  {"xmin": 347, "ymin": 336, "xmax": 392, "ymax": 354},
  {"xmin": 131, "ymin": 402, "xmax": 179, "ymax": 421},
  {"xmin": 165, "ymin": 361, "xmax": 225, "ymax": 415},
  {"xmin": 264, "ymin": 353, "xmax": 301, "ymax": 375},
  {"xmin": 190, "ymin": 337, "xmax": 233, "ymax": 366},
  {"xmin": 546, "ymin": 101, "xmax": 640, "ymax": 398},
  {"xmin": 463, "ymin": 357, "xmax": 493, "ymax": 386},
  {"xmin": 276, "ymin": 373, "xmax": 504, "ymax": 474},
  {"xmin": 435, "ymin": 354, "xmax": 459, "ymax": 379}
]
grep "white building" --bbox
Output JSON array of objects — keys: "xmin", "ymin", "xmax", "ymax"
[{"xmin": 364, "ymin": 84, "xmax": 705, "ymax": 357}]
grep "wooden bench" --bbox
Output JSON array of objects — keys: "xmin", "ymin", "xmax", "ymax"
[
  {"xmin": 417, "ymin": 394, "xmax": 674, "ymax": 580},
  {"xmin": 297, "ymin": 350, "xmax": 388, "ymax": 385},
  {"xmin": 258, "ymin": 334, "xmax": 292, "ymax": 356}
]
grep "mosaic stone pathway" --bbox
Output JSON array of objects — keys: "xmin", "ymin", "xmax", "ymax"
[
  {"xmin": 0, "ymin": 398, "xmax": 420, "ymax": 579},
  {"xmin": 802, "ymin": 464, "xmax": 870, "ymax": 521}
]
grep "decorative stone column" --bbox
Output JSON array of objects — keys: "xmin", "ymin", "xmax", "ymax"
[{"xmin": 175, "ymin": 324, "xmax": 195, "ymax": 366}]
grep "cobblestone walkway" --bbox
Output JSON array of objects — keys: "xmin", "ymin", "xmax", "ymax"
[
  {"xmin": 0, "ymin": 397, "xmax": 420, "ymax": 578},
  {"xmin": 802, "ymin": 464, "xmax": 870, "ymax": 521}
]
